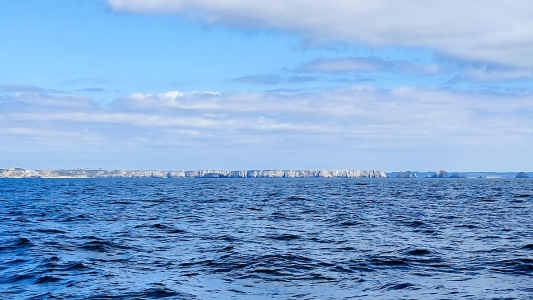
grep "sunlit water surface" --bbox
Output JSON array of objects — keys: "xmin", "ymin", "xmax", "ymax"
[{"xmin": 1, "ymin": 178, "xmax": 532, "ymax": 299}]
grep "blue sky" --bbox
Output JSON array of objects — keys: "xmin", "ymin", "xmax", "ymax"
[{"xmin": 1, "ymin": 0, "xmax": 533, "ymax": 171}]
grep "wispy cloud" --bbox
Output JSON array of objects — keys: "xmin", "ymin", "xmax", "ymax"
[
  {"xmin": 0, "ymin": 84, "xmax": 43, "ymax": 93},
  {"xmin": 334, "ymin": 78, "xmax": 375, "ymax": 83},
  {"xmin": 234, "ymin": 74, "xmax": 282, "ymax": 85},
  {"xmin": 287, "ymin": 75, "xmax": 317, "ymax": 83},
  {"xmin": 77, "ymin": 88, "xmax": 107, "ymax": 93},
  {"xmin": 298, "ymin": 57, "xmax": 441, "ymax": 75},
  {"xmin": 266, "ymin": 88, "xmax": 300, "ymax": 93},
  {"xmin": 62, "ymin": 77, "xmax": 110, "ymax": 85},
  {"xmin": 300, "ymin": 57, "xmax": 389, "ymax": 73},
  {"xmin": 297, "ymin": 56, "xmax": 533, "ymax": 85},
  {"xmin": 450, "ymin": 63, "xmax": 533, "ymax": 82},
  {"xmin": 2, "ymin": 92, "xmax": 98, "ymax": 110}
]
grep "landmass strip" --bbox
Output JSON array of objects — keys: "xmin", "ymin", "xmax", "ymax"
[{"xmin": 0, "ymin": 168, "xmax": 387, "ymax": 178}]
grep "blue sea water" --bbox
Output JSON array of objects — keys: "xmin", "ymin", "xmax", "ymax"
[{"xmin": 0, "ymin": 178, "xmax": 532, "ymax": 299}]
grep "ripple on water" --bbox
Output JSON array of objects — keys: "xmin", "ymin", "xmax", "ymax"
[{"xmin": 1, "ymin": 178, "xmax": 533, "ymax": 299}]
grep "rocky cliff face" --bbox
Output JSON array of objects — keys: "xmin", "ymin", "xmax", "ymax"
[
  {"xmin": 431, "ymin": 170, "xmax": 449, "ymax": 178},
  {"xmin": 0, "ymin": 168, "xmax": 387, "ymax": 178},
  {"xmin": 0, "ymin": 168, "xmax": 41, "ymax": 178}
]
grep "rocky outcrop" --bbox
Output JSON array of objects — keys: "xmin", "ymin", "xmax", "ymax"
[
  {"xmin": 431, "ymin": 170, "xmax": 449, "ymax": 178},
  {"xmin": 0, "ymin": 168, "xmax": 387, "ymax": 178},
  {"xmin": 450, "ymin": 173, "xmax": 465, "ymax": 178},
  {"xmin": 396, "ymin": 171, "xmax": 417, "ymax": 178},
  {"xmin": 515, "ymin": 172, "xmax": 529, "ymax": 178}
]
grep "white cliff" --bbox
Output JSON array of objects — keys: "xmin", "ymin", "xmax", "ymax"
[
  {"xmin": 397, "ymin": 171, "xmax": 417, "ymax": 178},
  {"xmin": 431, "ymin": 170, "xmax": 449, "ymax": 178},
  {"xmin": 0, "ymin": 168, "xmax": 40, "ymax": 178},
  {"xmin": 0, "ymin": 168, "xmax": 387, "ymax": 178}
]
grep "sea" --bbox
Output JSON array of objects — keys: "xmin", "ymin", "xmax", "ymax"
[{"xmin": 1, "ymin": 178, "xmax": 532, "ymax": 299}]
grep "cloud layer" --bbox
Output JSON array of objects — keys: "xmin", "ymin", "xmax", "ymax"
[
  {"xmin": 2, "ymin": 85, "xmax": 533, "ymax": 170},
  {"xmin": 107, "ymin": 0, "xmax": 533, "ymax": 69}
]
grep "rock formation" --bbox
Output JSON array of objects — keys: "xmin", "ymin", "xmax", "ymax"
[
  {"xmin": 515, "ymin": 172, "xmax": 529, "ymax": 178},
  {"xmin": 0, "ymin": 168, "xmax": 387, "ymax": 178},
  {"xmin": 396, "ymin": 171, "xmax": 417, "ymax": 178},
  {"xmin": 431, "ymin": 170, "xmax": 449, "ymax": 178},
  {"xmin": 450, "ymin": 172, "xmax": 465, "ymax": 178}
]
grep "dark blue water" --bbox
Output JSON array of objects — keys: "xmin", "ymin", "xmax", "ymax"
[{"xmin": 1, "ymin": 178, "xmax": 532, "ymax": 299}]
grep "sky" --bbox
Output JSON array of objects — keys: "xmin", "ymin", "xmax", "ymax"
[{"xmin": 1, "ymin": 0, "xmax": 533, "ymax": 171}]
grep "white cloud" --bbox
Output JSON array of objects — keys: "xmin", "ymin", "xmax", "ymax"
[{"xmin": 106, "ymin": 0, "xmax": 533, "ymax": 69}]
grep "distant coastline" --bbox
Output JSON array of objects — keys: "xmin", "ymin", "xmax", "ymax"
[
  {"xmin": 0, "ymin": 168, "xmax": 386, "ymax": 179},
  {"xmin": 0, "ymin": 168, "xmax": 530, "ymax": 179}
]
